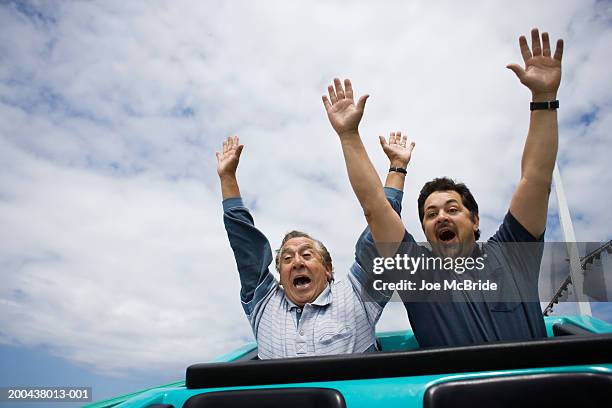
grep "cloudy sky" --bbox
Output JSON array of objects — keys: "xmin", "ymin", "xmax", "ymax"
[{"xmin": 1, "ymin": 0, "xmax": 611, "ymax": 404}]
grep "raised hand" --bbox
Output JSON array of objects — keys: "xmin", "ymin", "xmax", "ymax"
[
  {"xmin": 379, "ymin": 131, "xmax": 415, "ymax": 169},
  {"xmin": 216, "ymin": 135, "xmax": 244, "ymax": 177},
  {"xmin": 506, "ymin": 28, "xmax": 563, "ymax": 100},
  {"xmin": 322, "ymin": 78, "xmax": 369, "ymax": 137}
]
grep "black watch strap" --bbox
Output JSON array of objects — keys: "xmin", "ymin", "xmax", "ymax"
[
  {"xmin": 530, "ymin": 100, "xmax": 559, "ymax": 111},
  {"xmin": 389, "ymin": 167, "xmax": 407, "ymax": 174}
]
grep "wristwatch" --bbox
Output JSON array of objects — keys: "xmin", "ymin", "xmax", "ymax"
[
  {"xmin": 389, "ymin": 167, "xmax": 407, "ymax": 174},
  {"xmin": 530, "ymin": 100, "xmax": 559, "ymax": 111}
]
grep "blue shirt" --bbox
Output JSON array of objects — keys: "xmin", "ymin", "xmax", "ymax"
[
  {"xmin": 223, "ymin": 188, "xmax": 403, "ymax": 358},
  {"xmin": 400, "ymin": 212, "xmax": 547, "ymax": 347}
]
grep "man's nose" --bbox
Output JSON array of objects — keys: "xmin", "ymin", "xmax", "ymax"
[
  {"xmin": 291, "ymin": 254, "xmax": 305, "ymax": 269},
  {"xmin": 436, "ymin": 210, "xmax": 450, "ymax": 224}
]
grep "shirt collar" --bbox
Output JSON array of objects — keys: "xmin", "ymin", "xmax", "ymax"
[{"xmin": 285, "ymin": 283, "xmax": 332, "ymax": 310}]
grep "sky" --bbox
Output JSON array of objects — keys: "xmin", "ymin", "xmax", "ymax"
[{"xmin": 1, "ymin": 0, "xmax": 611, "ymax": 404}]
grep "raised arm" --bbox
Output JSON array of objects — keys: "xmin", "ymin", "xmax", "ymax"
[
  {"xmin": 216, "ymin": 136, "xmax": 276, "ymax": 306},
  {"xmin": 506, "ymin": 28, "xmax": 563, "ymax": 238},
  {"xmin": 322, "ymin": 78, "xmax": 405, "ymax": 247}
]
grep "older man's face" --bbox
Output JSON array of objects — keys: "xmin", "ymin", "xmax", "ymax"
[
  {"xmin": 278, "ymin": 237, "xmax": 331, "ymax": 307},
  {"xmin": 422, "ymin": 190, "xmax": 479, "ymax": 258}
]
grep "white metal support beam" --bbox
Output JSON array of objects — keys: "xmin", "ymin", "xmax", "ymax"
[{"xmin": 553, "ymin": 163, "xmax": 592, "ymax": 316}]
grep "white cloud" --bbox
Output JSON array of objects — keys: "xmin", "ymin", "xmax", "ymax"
[{"xmin": 0, "ymin": 0, "xmax": 610, "ymax": 377}]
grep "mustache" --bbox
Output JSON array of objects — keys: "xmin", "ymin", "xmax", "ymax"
[{"xmin": 436, "ymin": 220, "xmax": 455, "ymax": 231}]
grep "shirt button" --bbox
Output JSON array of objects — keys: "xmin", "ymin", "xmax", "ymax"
[
  {"xmin": 297, "ymin": 309, "xmax": 302, "ymax": 314},
  {"xmin": 300, "ymin": 330, "xmax": 304, "ymax": 336}
]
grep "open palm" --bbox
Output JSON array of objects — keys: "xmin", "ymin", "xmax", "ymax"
[
  {"xmin": 322, "ymin": 78, "xmax": 369, "ymax": 136},
  {"xmin": 507, "ymin": 28, "xmax": 563, "ymax": 98},
  {"xmin": 216, "ymin": 136, "xmax": 244, "ymax": 177},
  {"xmin": 379, "ymin": 131, "xmax": 415, "ymax": 168}
]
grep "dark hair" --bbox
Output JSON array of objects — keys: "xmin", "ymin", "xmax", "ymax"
[
  {"xmin": 418, "ymin": 177, "xmax": 481, "ymax": 240},
  {"xmin": 275, "ymin": 230, "xmax": 333, "ymax": 279}
]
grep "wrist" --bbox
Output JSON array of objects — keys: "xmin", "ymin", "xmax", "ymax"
[
  {"xmin": 337, "ymin": 129, "xmax": 360, "ymax": 140},
  {"xmin": 531, "ymin": 92, "xmax": 557, "ymax": 102},
  {"xmin": 219, "ymin": 172, "xmax": 237, "ymax": 181},
  {"xmin": 389, "ymin": 160, "xmax": 408, "ymax": 169}
]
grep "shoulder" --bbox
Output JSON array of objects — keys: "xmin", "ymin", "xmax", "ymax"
[
  {"xmin": 332, "ymin": 276, "xmax": 365, "ymax": 301},
  {"xmin": 330, "ymin": 277, "xmax": 352, "ymax": 291},
  {"xmin": 489, "ymin": 211, "xmax": 544, "ymax": 243}
]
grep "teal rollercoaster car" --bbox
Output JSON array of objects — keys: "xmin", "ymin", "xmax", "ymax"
[{"xmin": 86, "ymin": 314, "xmax": 612, "ymax": 408}]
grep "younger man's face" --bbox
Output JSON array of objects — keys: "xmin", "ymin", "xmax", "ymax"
[{"xmin": 422, "ymin": 190, "xmax": 479, "ymax": 258}]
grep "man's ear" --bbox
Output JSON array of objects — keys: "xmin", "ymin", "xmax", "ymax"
[
  {"xmin": 325, "ymin": 264, "xmax": 333, "ymax": 282},
  {"xmin": 473, "ymin": 214, "xmax": 480, "ymax": 232}
]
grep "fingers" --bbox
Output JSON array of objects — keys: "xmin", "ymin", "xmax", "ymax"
[
  {"xmin": 230, "ymin": 136, "xmax": 240, "ymax": 152},
  {"xmin": 379, "ymin": 135, "xmax": 387, "ymax": 147},
  {"xmin": 334, "ymin": 78, "xmax": 345, "ymax": 100},
  {"xmin": 326, "ymin": 77, "xmax": 362, "ymax": 106},
  {"xmin": 506, "ymin": 63, "xmax": 525, "ymax": 81},
  {"xmin": 327, "ymin": 85, "xmax": 337, "ymax": 104},
  {"xmin": 221, "ymin": 136, "xmax": 241, "ymax": 154},
  {"xmin": 519, "ymin": 35, "xmax": 532, "ymax": 63},
  {"xmin": 542, "ymin": 32, "xmax": 551, "ymax": 57},
  {"xmin": 554, "ymin": 38, "xmax": 563, "ymax": 61},
  {"xmin": 322, "ymin": 95, "xmax": 332, "ymax": 112},
  {"xmin": 407, "ymin": 141, "xmax": 416, "ymax": 155},
  {"xmin": 344, "ymin": 79, "xmax": 353, "ymax": 100},
  {"xmin": 389, "ymin": 131, "xmax": 401, "ymax": 145},
  {"xmin": 520, "ymin": 29, "xmax": 562, "ymax": 61},
  {"xmin": 387, "ymin": 131, "xmax": 409, "ymax": 147},
  {"xmin": 356, "ymin": 94, "xmax": 369, "ymax": 111},
  {"xmin": 531, "ymin": 28, "xmax": 542, "ymax": 56},
  {"xmin": 215, "ymin": 151, "xmax": 221, "ymax": 163}
]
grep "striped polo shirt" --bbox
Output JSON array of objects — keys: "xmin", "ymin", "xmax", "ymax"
[
  {"xmin": 245, "ymin": 264, "xmax": 385, "ymax": 358},
  {"xmin": 223, "ymin": 188, "xmax": 403, "ymax": 359}
]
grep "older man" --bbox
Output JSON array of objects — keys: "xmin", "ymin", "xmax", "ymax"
[
  {"xmin": 217, "ymin": 131, "xmax": 414, "ymax": 358},
  {"xmin": 323, "ymin": 28, "xmax": 562, "ymax": 347}
]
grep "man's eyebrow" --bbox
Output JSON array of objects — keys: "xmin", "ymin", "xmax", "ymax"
[
  {"xmin": 280, "ymin": 243, "xmax": 314, "ymax": 254},
  {"xmin": 280, "ymin": 248, "xmax": 293, "ymax": 255},
  {"xmin": 425, "ymin": 199, "xmax": 460, "ymax": 211}
]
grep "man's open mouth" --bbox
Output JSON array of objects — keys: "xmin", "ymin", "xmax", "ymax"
[
  {"xmin": 438, "ymin": 228, "xmax": 457, "ymax": 242},
  {"xmin": 293, "ymin": 275, "xmax": 312, "ymax": 289}
]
